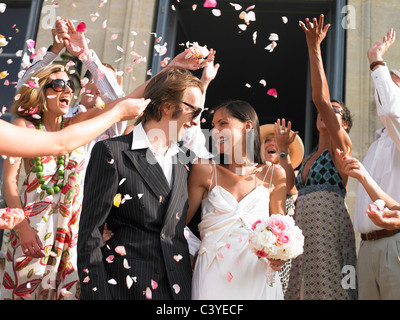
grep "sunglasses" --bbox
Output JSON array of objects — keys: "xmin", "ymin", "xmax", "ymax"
[
  {"xmin": 44, "ymin": 79, "xmax": 75, "ymax": 93},
  {"xmin": 182, "ymin": 101, "xmax": 202, "ymax": 119},
  {"xmin": 332, "ymin": 105, "xmax": 343, "ymax": 115}
]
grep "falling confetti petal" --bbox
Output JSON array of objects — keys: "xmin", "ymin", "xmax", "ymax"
[
  {"xmin": 113, "ymin": 193, "xmax": 122, "ymax": 207},
  {"xmin": 212, "ymin": 9, "xmax": 221, "ymax": 16},
  {"xmin": 265, "ymin": 41, "xmax": 277, "ymax": 52},
  {"xmin": 227, "ymin": 272, "xmax": 233, "ymax": 282},
  {"xmin": 137, "ymin": 193, "xmax": 143, "ymax": 199},
  {"xmin": 108, "ymin": 278, "xmax": 117, "ymax": 285},
  {"xmin": 110, "ymin": 33, "xmax": 118, "ymax": 41},
  {"xmin": 145, "ymin": 287, "xmax": 152, "ymax": 299},
  {"xmin": 252, "ymin": 31, "xmax": 257, "ymax": 44},
  {"xmin": 123, "ymin": 258, "xmax": 131, "ymax": 269},
  {"xmin": 267, "ymin": 88, "xmax": 278, "ymax": 98},
  {"xmin": 203, "ymin": 0, "xmax": 217, "ymax": 8},
  {"xmin": 173, "ymin": 254, "xmax": 183, "ymax": 262},
  {"xmin": 172, "ymin": 284, "xmax": 180, "ymax": 294},
  {"xmin": 119, "ymin": 178, "xmax": 126, "ymax": 186},
  {"xmin": 229, "ymin": 3, "xmax": 242, "ymax": 10},
  {"xmin": 259, "ymin": 79, "xmax": 267, "ymax": 86},
  {"xmin": 115, "ymin": 245, "xmax": 126, "ymax": 256},
  {"xmin": 76, "ymin": 22, "xmax": 87, "ymax": 33},
  {"xmin": 0, "ymin": 3, "xmax": 6, "ymax": 13},
  {"xmin": 126, "ymin": 275, "xmax": 133, "ymax": 289},
  {"xmin": 0, "ymin": 71, "xmax": 9, "ymax": 79},
  {"xmin": 26, "ymin": 39, "xmax": 35, "ymax": 50},
  {"xmin": 269, "ymin": 33, "xmax": 279, "ymax": 41},
  {"xmin": 282, "ymin": 16, "xmax": 288, "ymax": 24},
  {"xmin": 151, "ymin": 280, "xmax": 158, "ymax": 290},
  {"xmin": 106, "ymin": 255, "xmax": 114, "ymax": 263}
]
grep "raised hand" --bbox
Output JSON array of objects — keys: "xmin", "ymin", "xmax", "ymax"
[
  {"xmin": 299, "ymin": 14, "xmax": 331, "ymax": 48},
  {"xmin": 51, "ymin": 19, "xmax": 68, "ymax": 54},
  {"xmin": 200, "ymin": 58, "xmax": 220, "ymax": 91},
  {"xmin": 367, "ymin": 28, "xmax": 396, "ymax": 64},
  {"xmin": 169, "ymin": 48, "xmax": 216, "ymax": 70},
  {"xmin": 62, "ymin": 19, "xmax": 90, "ymax": 59},
  {"xmin": 274, "ymin": 118, "xmax": 298, "ymax": 154}
]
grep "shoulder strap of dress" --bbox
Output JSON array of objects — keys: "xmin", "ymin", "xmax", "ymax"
[
  {"xmin": 208, "ymin": 160, "xmax": 218, "ymax": 193},
  {"xmin": 261, "ymin": 163, "xmax": 275, "ymax": 186}
]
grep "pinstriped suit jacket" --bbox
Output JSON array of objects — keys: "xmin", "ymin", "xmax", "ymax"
[{"xmin": 77, "ymin": 131, "xmax": 194, "ymax": 300}]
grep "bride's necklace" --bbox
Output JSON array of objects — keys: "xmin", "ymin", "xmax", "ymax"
[{"xmin": 31, "ymin": 117, "xmax": 66, "ymax": 195}]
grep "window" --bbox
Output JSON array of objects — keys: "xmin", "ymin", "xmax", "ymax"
[{"xmin": 153, "ymin": 0, "xmax": 347, "ymax": 155}]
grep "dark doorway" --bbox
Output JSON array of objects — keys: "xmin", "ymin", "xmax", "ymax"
[{"xmin": 153, "ymin": 0, "xmax": 346, "ymax": 157}]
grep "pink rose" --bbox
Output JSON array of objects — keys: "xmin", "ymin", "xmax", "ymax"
[
  {"xmin": 267, "ymin": 216, "xmax": 289, "ymax": 235},
  {"xmin": 276, "ymin": 233, "xmax": 290, "ymax": 246}
]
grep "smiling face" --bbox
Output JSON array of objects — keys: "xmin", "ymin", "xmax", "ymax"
[
  {"xmin": 211, "ymin": 107, "xmax": 251, "ymax": 157},
  {"xmin": 263, "ymin": 135, "xmax": 279, "ymax": 164},
  {"xmin": 170, "ymin": 86, "xmax": 204, "ymax": 141},
  {"xmin": 44, "ymin": 71, "xmax": 73, "ymax": 116}
]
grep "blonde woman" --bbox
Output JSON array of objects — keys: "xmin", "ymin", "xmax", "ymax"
[{"xmin": 1, "ymin": 64, "xmax": 148, "ymax": 299}]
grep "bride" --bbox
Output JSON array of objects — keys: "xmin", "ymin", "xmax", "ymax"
[{"xmin": 187, "ymin": 100, "xmax": 287, "ymax": 300}]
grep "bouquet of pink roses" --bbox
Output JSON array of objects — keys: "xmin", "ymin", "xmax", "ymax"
[{"xmin": 249, "ymin": 214, "xmax": 304, "ymax": 285}]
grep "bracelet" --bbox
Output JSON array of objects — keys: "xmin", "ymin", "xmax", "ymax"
[{"xmin": 370, "ymin": 60, "xmax": 386, "ymax": 71}]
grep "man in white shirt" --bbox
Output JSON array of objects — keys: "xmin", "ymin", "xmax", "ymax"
[{"xmin": 354, "ymin": 28, "xmax": 400, "ymax": 299}]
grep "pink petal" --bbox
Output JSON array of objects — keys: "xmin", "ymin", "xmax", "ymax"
[
  {"xmin": 151, "ymin": 280, "xmax": 158, "ymax": 290},
  {"xmin": 203, "ymin": 0, "xmax": 217, "ymax": 8},
  {"xmin": 160, "ymin": 57, "xmax": 170, "ymax": 67},
  {"xmin": 76, "ymin": 22, "xmax": 87, "ymax": 33},
  {"xmin": 267, "ymin": 88, "xmax": 278, "ymax": 98},
  {"xmin": 172, "ymin": 284, "xmax": 180, "ymax": 294},
  {"xmin": 27, "ymin": 80, "xmax": 38, "ymax": 88},
  {"xmin": 145, "ymin": 287, "xmax": 152, "ymax": 299},
  {"xmin": 115, "ymin": 245, "xmax": 126, "ymax": 256},
  {"xmin": 110, "ymin": 34, "xmax": 118, "ymax": 41},
  {"xmin": 106, "ymin": 255, "xmax": 114, "ymax": 263},
  {"xmin": 227, "ymin": 272, "xmax": 233, "ymax": 282},
  {"xmin": 26, "ymin": 39, "xmax": 35, "ymax": 50},
  {"xmin": 173, "ymin": 254, "xmax": 183, "ymax": 262}
]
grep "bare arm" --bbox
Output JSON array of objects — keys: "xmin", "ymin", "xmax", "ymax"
[
  {"xmin": 0, "ymin": 98, "xmax": 150, "ymax": 157},
  {"xmin": 300, "ymin": 15, "xmax": 352, "ymax": 155},
  {"xmin": 186, "ymin": 161, "xmax": 212, "ymax": 224},
  {"xmin": 335, "ymin": 149, "xmax": 400, "ymax": 209},
  {"xmin": 274, "ymin": 119, "xmax": 298, "ymax": 195},
  {"xmin": 268, "ymin": 164, "xmax": 287, "ymax": 215}
]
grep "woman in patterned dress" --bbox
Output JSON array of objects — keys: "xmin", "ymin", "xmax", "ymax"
[
  {"xmin": 284, "ymin": 15, "xmax": 357, "ymax": 300},
  {"xmin": 1, "ymin": 64, "xmax": 117, "ymax": 300}
]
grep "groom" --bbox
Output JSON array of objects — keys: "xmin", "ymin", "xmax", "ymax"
[{"xmin": 77, "ymin": 67, "xmax": 204, "ymax": 300}]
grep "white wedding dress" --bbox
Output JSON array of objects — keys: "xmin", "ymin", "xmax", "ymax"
[{"xmin": 191, "ymin": 162, "xmax": 284, "ymax": 300}]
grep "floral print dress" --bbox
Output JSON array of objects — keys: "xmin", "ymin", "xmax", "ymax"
[{"xmin": 1, "ymin": 145, "xmax": 85, "ymax": 300}]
